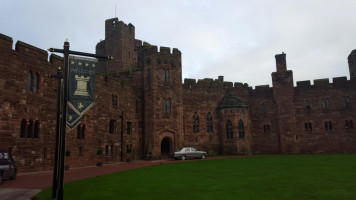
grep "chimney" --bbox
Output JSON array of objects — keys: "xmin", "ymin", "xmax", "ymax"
[{"xmin": 275, "ymin": 52, "xmax": 287, "ymax": 72}]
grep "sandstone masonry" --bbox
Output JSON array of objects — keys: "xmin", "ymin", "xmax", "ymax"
[{"xmin": 0, "ymin": 18, "xmax": 355, "ymax": 173}]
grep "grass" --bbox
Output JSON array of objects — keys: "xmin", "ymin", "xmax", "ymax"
[{"xmin": 36, "ymin": 154, "xmax": 356, "ymax": 200}]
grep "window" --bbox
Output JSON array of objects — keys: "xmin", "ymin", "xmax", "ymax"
[
  {"xmin": 112, "ymin": 94, "xmax": 118, "ymax": 109},
  {"xmin": 126, "ymin": 144, "xmax": 132, "ymax": 153},
  {"xmin": 324, "ymin": 121, "xmax": 332, "ymax": 130},
  {"xmin": 147, "ymin": 69, "xmax": 151, "ymax": 85},
  {"xmin": 26, "ymin": 71, "xmax": 39, "ymax": 92},
  {"xmin": 33, "ymin": 73, "xmax": 38, "ymax": 92},
  {"xmin": 226, "ymin": 120, "xmax": 233, "ymax": 139},
  {"xmin": 109, "ymin": 120, "xmax": 116, "ymax": 133},
  {"xmin": 206, "ymin": 112, "xmax": 213, "ymax": 133},
  {"xmin": 27, "ymin": 120, "xmax": 33, "ymax": 138},
  {"xmin": 345, "ymin": 120, "xmax": 354, "ymax": 129},
  {"xmin": 263, "ymin": 124, "xmax": 270, "ymax": 133},
  {"xmin": 262, "ymin": 103, "xmax": 265, "ymax": 113},
  {"xmin": 193, "ymin": 112, "xmax": 199, "ymax": 133},
  {"xmin": 127, "ymin": 122, "xmax": 132, "ymax": 135},
  {"xmin": 43, "ymin": 148, "xmax": 47, "ymax": 159},
  {"xmin": 110, "ymin": 145, "xmax": 114, "ymax": 154},
  {"xmin": 34, "ymin": 120, "xmax": 40, "ymax": 138},
  {"xmin": 163, "ymin": 69, "xmax": 170, "ymax": 83},
  {"xmin": 162, "ymin": 99, "xmax": 171, "ymax": 113},
  {"xmin": 27, "ymin": 72, "xmax": 32, "ymax": 91},
  {"xmin": 322, "ymin": 98, "xmax": 330, "ymax": 109},
  {"xmin": 306, "ymin": 100, "xmax": 311, "ymax": 110},
  {"xmin": 105, "ymin": 145, "xmax": 109, "ymax": 155},
  {"xmin": 238, "ymin": 120, "xmax": 245, "ymax": 139},
  {"xmin": 343, "ymin": 96, "xmax": 351, "ymax": 108},
  {"xmin": 304, "ymin": 122, "xmax": 312, "ymax": 131},
  {"xmin": 20, "ymin": 119, "xmax": 26, "ymax": 138},
  {"xmin": 77, "ymin": 124, "xmax": 85, "ymax": 139}
]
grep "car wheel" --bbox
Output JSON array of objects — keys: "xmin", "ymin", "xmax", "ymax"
[
  {"xmin": 201, "ymin": 154, "xmax": 206, "ymax": 159},
  {"xmin": 181, "ymin": 155, "xmax": 186, "ymax": 160}
]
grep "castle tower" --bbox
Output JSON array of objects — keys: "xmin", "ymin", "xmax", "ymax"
[
  {"xmin": 216, "ymin": 91, "xmax": 251, "ymax": 155},
  {"xmin": 272, "ymin": 53, "xmax": 297, "ymax": 153},
  {"xmin": 96, "ymin": 18, "xmax": 137, "ymax": 72},
  {"xmin": 348, "ymin": 49, "xmax": 356, "ymax": 79},
  {"xmin": 139, "ymin": 45, "xmax": 184, "ymax": 159}
]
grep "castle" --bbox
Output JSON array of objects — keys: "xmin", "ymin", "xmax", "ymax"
[{"xmin": 0, "ymin": 18, "xmax": 355, "ymax": 173}]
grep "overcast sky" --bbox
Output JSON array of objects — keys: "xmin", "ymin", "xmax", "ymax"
[{"xmin": 1, "ymin": 0, "xmax": 355, "ymax": 87}]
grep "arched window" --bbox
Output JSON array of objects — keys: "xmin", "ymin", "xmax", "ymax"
[
  {"xmin": 34, "ymin": 120, "xmax": 40, "ymax": 138},
  {"xmin": 77, "ymin": 125, "xmax": 82, "ymax": 139},
  {"xmin": 321, "ymin": 98, "xmax": 326, "ymax": 109},
  {"xmin": 163, "ymin": 69, "xmax": 170, "ymax": 83},
  {"xmin": 20, "ymin": 119, "xmax": 27, "ymax": 138},
  {"xmin": 27, "ymin": 72, "xmax": 32, "ymax": 91},
  {"xmin": 261, "ymin": 103, "xmax": 265, "ymax": 113},
  {"xmin": 81, "ymin": 124, "xmax": 86, "ymax": 139},
  {"xmin": 306, "ymin": 100, "xmax": 311, "ymax": 109},
  {"xmin": 27, "ymin": 120, "xmax": 33, "ymax": 138},
  {"xmin": 325, "ymin": 99, "xmax": 330, "ymax": 109},
  {"xmin": 193, "ymin": 112, "xmax": 199, "ymax": 133},
  {"xmin": 343, "ymin": 96, "xmax": 351, "ymax": 108},
  {"xmin": 345, "ymin": 120, "xmax": 349, "ymax": 129},
  {"xmin": 77, "ymin": 124, "xmax": 85, "ymax": 139},
  {"xmin": 346, "ymin": 120, "xmax": 354, "ymax": 129},
  {"xmin": 162, "ymin": 98, "xmax": 171, "ymax": 113},
  {"xmin": 226, "ymin": 120, "xmax": 233, "ymax": 139},
  {"xmin": 112, "ymin": 94, "xmax": 118, "ymax": 109},
  {"xmin": 264, "ymin": 124, "xmax": 270, "ymax": 133},
  {"xmin": 33, "ymin": 73, "xmax": 38, "ymax": 92},
  {"xmin": 206, "ymin": 112, "xmax": 213, "ymax": 133},
  {"xmin": 238, "ymin": 120, "xmax": 245, "ymax": 139}
]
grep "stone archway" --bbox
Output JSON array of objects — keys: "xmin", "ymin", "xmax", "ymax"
[{"xmin": 161, "ymin": 137, "xmax": 171, "ymax": 157}]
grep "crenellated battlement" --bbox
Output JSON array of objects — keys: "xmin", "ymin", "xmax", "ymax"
[
  {"xmin": 105, "ymin": 18, "xmax": 135, "ymax": 40},
  {"xmin": 15, "ymin": 41, "xmax": 48, "ymax": 61},
  {"xmin": 0, "ymin": 33, "xmax": 13, "ymax": 50},
  {"xmin": 183, "ymin": 77, "xmax": 250, "ymax": 91},
  {"xmin": 295, "ymin": 76, "xmax": 352, "ymax": 89},
  {"xmin": 0, "ymin": 33, "xmax": 53, "ymax": 63},
  {"xmin": 141, "ymin": 44, "xmax": 181, "ymax": 56}
]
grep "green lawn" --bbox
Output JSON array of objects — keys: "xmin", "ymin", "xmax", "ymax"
[{"xmin": 36, "ymin": 154, "xmax": 356, "ymax": 200}]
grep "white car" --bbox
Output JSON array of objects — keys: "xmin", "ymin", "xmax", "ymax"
[{"xmin": 173, "ymin": 147, "xmax": 207, "ymax": 160}]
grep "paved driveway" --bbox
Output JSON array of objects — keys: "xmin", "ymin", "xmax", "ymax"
[{"xmin": 0, "ymin": 159, "xmax": 176, "ymax": 199}]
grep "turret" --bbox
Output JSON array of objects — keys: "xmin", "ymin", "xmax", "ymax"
[
  {"xmin": 348, "ymin": 49, "xmax": 356, "ymax": 79},
  {"xmin": 96, "ymin": 18, "xmax": 137, "ymax": 72}
]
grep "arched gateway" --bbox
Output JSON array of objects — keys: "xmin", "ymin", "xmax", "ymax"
[{"xmin": 161, "ymin": 137, "xmax": 171, "ymax": 157}]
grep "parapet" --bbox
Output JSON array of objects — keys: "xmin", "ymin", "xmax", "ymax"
[
  {"xmin": 296, "ymin": 80, "xmax": 311, "ymax": 87},
  {"xmin": 184, "ymin": 78, "xmax": 196, "ymax": 85},
  {"xmin": 332, "ymin": 76, "xmax": 348, "ymax": 86},
  {"xmin": 313, "ymin": 78, "xmax": 330, "ymax": 87},
  {"xmin": 160, "ymin": 46, "xmax": 171, "ymax": 55},
  {"xmin": 0, "ymin": 33, "xmax": 13, "ymax": 50},
  {"xmin": 15, "ymin": 41, "xmax": 48, "ymax": 61},
  {"xmin": 142, "ymin": 45, "xmax": 181, "ymax": 56},
  {"xmin": 49, "ymin": 54, "xmax": 63, "ymax": 66},
  {"xmin": 223, "ymin": 81, "xmax": 233, "ymax": 88}
]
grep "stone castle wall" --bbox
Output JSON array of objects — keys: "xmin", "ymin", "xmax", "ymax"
[{"xmin": 1, "ymin": 18, "xmax": 356, "ymax": 173}]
